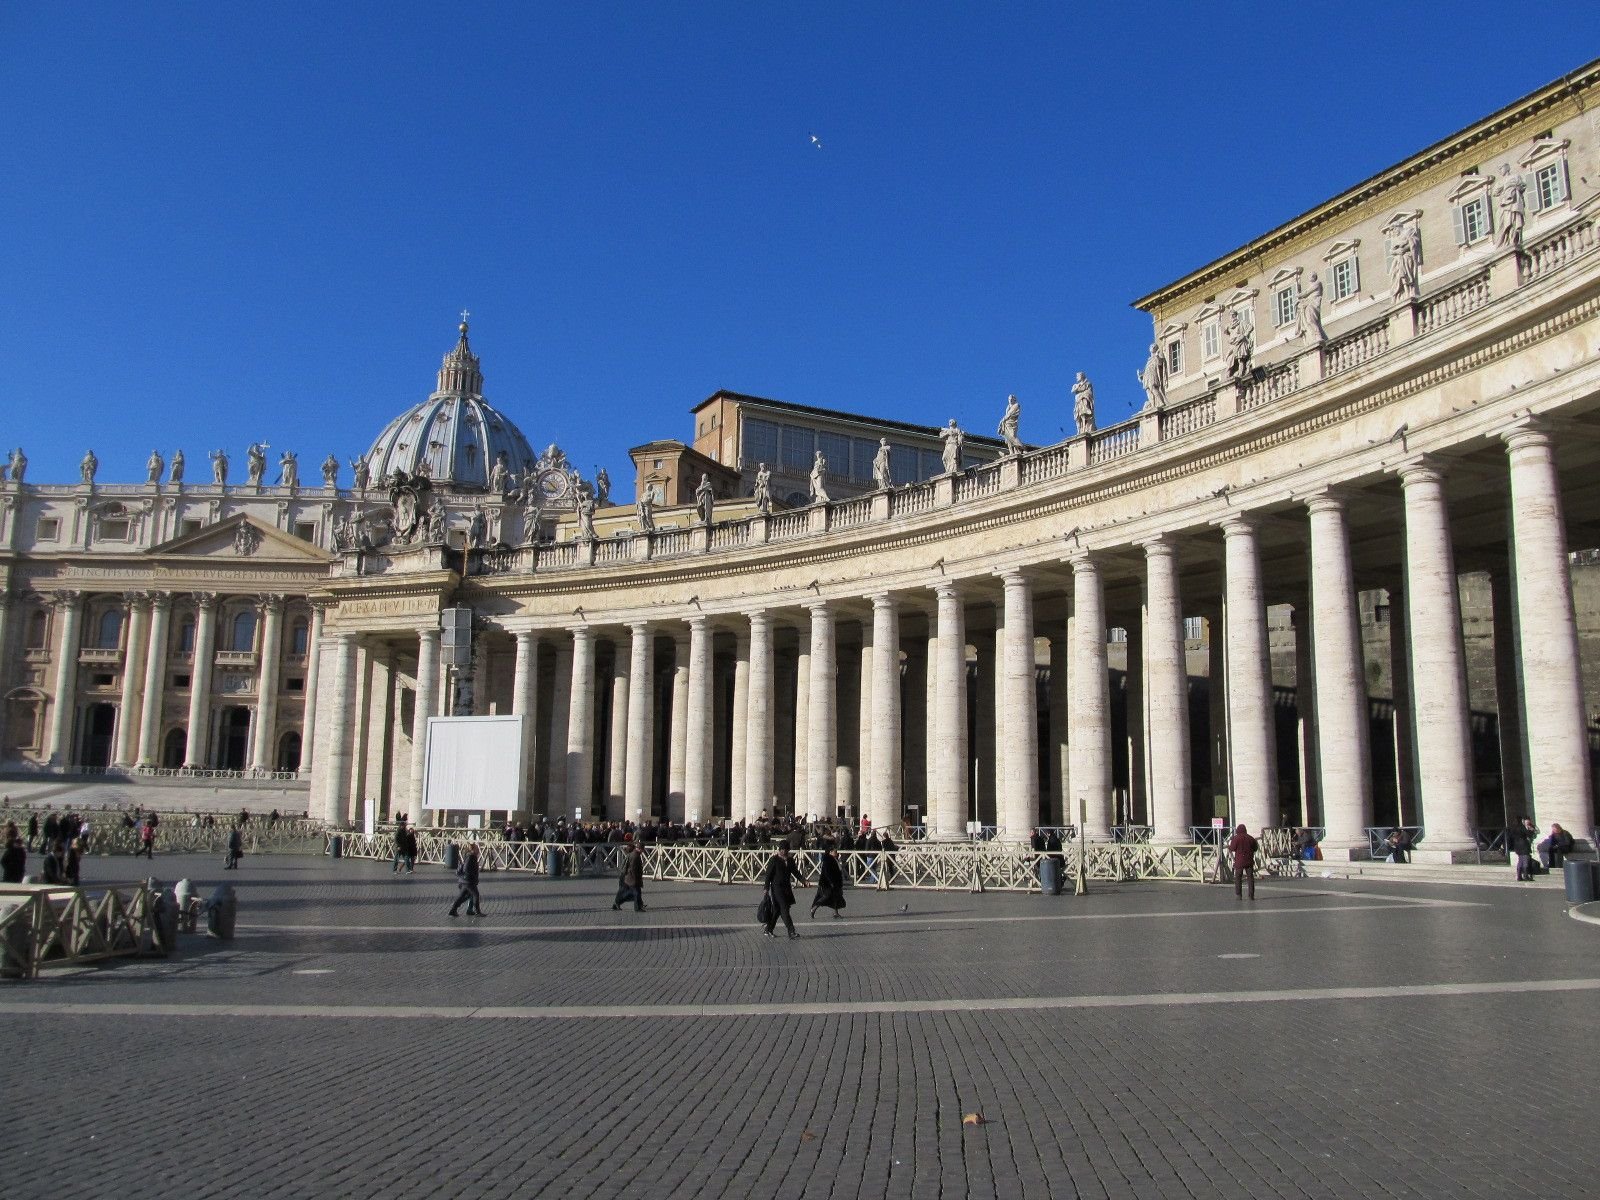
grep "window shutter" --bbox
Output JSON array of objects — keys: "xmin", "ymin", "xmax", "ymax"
[
  {"xmin": 1524, "ymin": 171, "xmax": 1541, "ymax": 211},
  {"xmin": 1482, "ymin": 196, "xmax": 1494, "ymax": 238},
  {"xmin": 1451, "ymin": 204, "xmax": 1467, "ymax": 246},
  {"xmin": 1556, "ymin": 159, "xmax": 1571, "ymax": 205}
]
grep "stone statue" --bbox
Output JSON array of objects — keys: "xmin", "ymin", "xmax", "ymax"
[
  {"xmin": 467, "ymin": 503, "xmax": 488, "ymax": 549},
  {"xmin": 146, "ymin": 450, "xmax": 164, "ymax": 485},
  {"xmin": 321, "ymin": 454, "xmax": 339, "ymax": 488},
  {"xmin": 489, "ymin": 452, "xmax": 509, "ymax": 495},
  {"xmin": 1496, "ymin": 173, "xmax": 1526, "ymax": 249},
  {"xmin": 809, "ymin": 451, "xmax": 830, "ymax": 504},
  {"xmin": 1296, "ymin": 273, "xmax": 1326, "ymax": 343},
  {"xmin": 1386, "ymin": 220, "xmax": 1421, "ymax": 302},
  {"xmin": 246, "ymin": 442, "xmax": 268, "ymax": 486},
  {"xmin": 0, "ymin": 460, "xmax": 6, "ymax": 482},
  {"xmin": 169, "ymin": 449, "xmax": 184, "ymax": 484},
  {"xmin": 349, "ymin": 456, "xmax": 371, "ymax": 492},
  {"xmin": 425, "ymin": 497, "xmax": 446, "ymax": 543},
  {"xmin": 752, "ymin": 464, "xmax": 772, "ymax": 515},
  {"xmin": 997, "ymin": 395, "xmax": 1023, "ymax": 455},
  {"xmin": 575, "ymin": 493, "xmax": 597, "ymax": 542},
  {"xmin": 209, "ymin": 449, "xmax": 229, "ymax": 485},
  {"xmin": 635, "ymin": 490, "xmax": 657, "ymax": 534},
  {"xmin": 939, "ymin": 420, "xmax": 964, "ymax": 474},
  {"xmin": 595, "ymin": 467, "xmax": 611, "ymax": 506},
  {"xmin": 278, "ymin": 451, "xmax": 299, "ymax": 489},
  {"xmin": 1225, "ymin": 315, "xmax": 1253, "ymax": 384},
  {"xmin": 80, "ymin": 449, "xmax": 98, "ymax": 485},
  {"xmin": 234, "ymin": 522, "xmax": 262, "ymax": 556},
  {"xmin": 1072, "ymin": 374, "xmax": 1096, "ymax": 436},
  {"xmin": 7, "ymin": 448, "xmax": 24, "ymax": 483},
  {"xmin": 1138, "ymin": 343, "xmax": 1167, "ymax": 411},
  {"xmin": 695, "ymin": 473, "xmax": 715, "ymax": 525},
  {"xmin": 872, "ymin": 439, "xmax": 892, "ymax": 490}
]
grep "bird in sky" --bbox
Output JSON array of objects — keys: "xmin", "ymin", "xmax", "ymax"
[{"xmin": 809, "ymin": 133, "xmax": 822, "ymax": 149}]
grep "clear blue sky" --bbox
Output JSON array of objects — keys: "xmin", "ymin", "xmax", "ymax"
[{"xmin": 1, "ymin": 4, "xmax": 1592, "ymax": 492}]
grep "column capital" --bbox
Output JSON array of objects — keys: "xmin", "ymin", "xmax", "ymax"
[
  {"xmin": 1067, "ymin": 551, "xmax": 1099, "ymax": 576},
  {"xmin": 933, "ymin": 579, "xmax": 962, "ymax": 602},
  {"xmin": 1216, "ymin": 511, "xmax": 1260, "ymax": 537},
  {"xmin": 513, "ymin": 627, "xmax": 536, "ymax": 647},
  {"xmin": 1135, "ymin": 531, "xmax": 1180, "ymax": 555},
  {"xmin": 121, "ymin": 590, "xmax": 153, "ymax": 611},
  {"xmin": 150, "ymin": 593, "xmax": 174, "ymax": 613},
  {"xmin": 1302, "ymin": 486, "xmax": 1351, "ymax": 517},
  {"xmin": 628, "ymin": 619, "xmax": 654, "ymax": 637},
  {"xmin": 996, "ymin": 567, "xmax": 1030, "ymax": 589},
  {"xmin": 191, "ymin": 591, "xmax": 220, "ymax": 610},
  {"xmin": 51, "ymin": 589, "xmax": 83, "ymax": 610},
  {"xmin": 254, "ymin": 592, "xmax": 287, "ymax": 615},
  {"xmin": 569, "ymin": 623, "xmax": 596, "ymax": 642},
  {"xmin": 805, "ymin": 599, "xmax": 832, "ymax": 618},
  {"xmin": 870, "ymin": 591, "xmax": 897, "ymax": 612},
  {"xmin": 685, "ymin": 613, "xmax": 710, "ymax": 632},
  {"xmin": 1395, "ymin": 453, "xmax": 1448, "ymax": 488},
  {"xmin": 744, "ymin": 609, "xmax": 772, "ymax": 630},
  {"xmin": 1499, "ymin": 417, "xmax": 1552, "ymax": 453},
  {"xmin": 420, "ymin": 625, "xmax": 443, "ymax": 645}
]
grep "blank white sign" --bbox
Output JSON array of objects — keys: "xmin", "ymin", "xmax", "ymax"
[{"xmin": 422, "ymin": 715, "xmax": 526, "ymax": 811}]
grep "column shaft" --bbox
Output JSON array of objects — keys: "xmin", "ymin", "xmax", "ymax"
[
  {"xmin": 685, "ymin": 616, "xmax": 713, "ymax": 823},
  {"xmin": 745, "ymin": 613, "xmax": 775, "ymax": 821},
  {"xmin": 136, "ymin": 598, "xmax": 172, "ymax": 766},
  {"xmin": 624, "ymin": 624, "xmax": 655, "ymax": 823},
  {"xmin": 999, "ymin": 572, "xmax": 1039, "ymax": 841},
  {"xmin": 806, "ymin": 603, "xmax": 837, "ymax": 820},
  {"xmin": 606, "ymin": 639, "xmax": 631, "ymax": 822},
  {"xmin": 667, "ymin": 634, "xmax": 689, "ymax": 821},
  {"xmin": 298, "ymin": 606, "xmax": 325, "ymax": 772},
  {"xmin": 183, "ymin": 596, "xmax": 219, "ymax": 768},
  {"xmin": 1221, "ymin": 517, "xmax": 1277, "ymax": 830},
  {"xmin": 409, "ymin": 628, "xmax": 441, "ymax": 816},
  {"xmin": 730, "ymin": 632, "xmax": 751, "ymax": 822},
  {"xmin": 934, "ymin": 584, "xmax": 968, "ymax": 838},
  {"xmin": 566, "ymin": 628, "xmax": 596, "ymax": 819},
  {"xmin": 870, "ymin": 596, "xmax": 902, "ymax": 831},
  {"xmin": 1071, "ymin": 557, "xmax": 1112, "ymax": 838},
  {"xmin": 46, "ymin": 595, "xmax": 84, "ymax": 766},
  {"xmin": 250, "ymin": 598, "xmax": 285, "ymax": 772},
  {"xmin": 1308, "ymin": 493, "xmax": 1372, "ymax": 852},
  {"xmin": 115, "ymin": 598, "xmax": 151, "ymax": 766},
  {"xmin": 323, "ymin": 633, "xmax": 359, "ymax": 823},
  {"xmin": 1142, "ymin": 539, "xmax": 1191, "ymax": 843},
  {"xmin": 512, "ymin": 631, "xmax": 538, "ymax": 817}
]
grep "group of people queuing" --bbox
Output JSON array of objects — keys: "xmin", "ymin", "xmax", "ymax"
[
  {"xmin": 483, "ymin": 813, "xmax": 899, "ymax": 853},
  {"xmin": 2, "ymin": 819, "xmax": 81, "ymax": 885}
]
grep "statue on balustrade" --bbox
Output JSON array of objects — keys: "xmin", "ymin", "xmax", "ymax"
[
  {"xmin": 1225, "ymin": 314, "xmax": 1253, "ymax": 384},
  {"xmin": 321, "ymin": 454, "xmax": 339, "ymax": 488},
  {"xmin": 872, "ymin": 439, "xmax": 892, "ymax": 490},
  {"xmin": 425, "ymin": 497, "xmax": 446, "ymax": 543},
  {"xmin": 997, "ymin": 394, "xmax": 1023, "ymax": 456},
  {"xmin": 1296, "ymin": 273, "xmax": 1326, "ymax": 343},
  {"xmin": 349, "ymin": 455, "xmax": 371, "ymax": 492},
  {"xmin": 1138, "ymin": 343, "xmax": 1167, "ymax": 411},
  {"xmin": 695, "ymin": 474, "xmax": 716, "ymax": 525},
  {"xmin": 575, "ymin": 493, "xmax": 597, "ymax": 542},
  {"xmin": 278, "ymin": 451, "xmax": 299, "ymax": 489},
  {"xmin": 752, "ymin": 464, "xmax": 772, "ymax": 515},
  {"xmin": 169, "ymin": 449, "xmax": 184, "ymax": 484},
  {"xmin": 521, "ymin": 484, "xmax": 543, "ymax": 543},
  {"xmin": 146, "ymin": 450, "xmax": 164, "ymax": 485},
  {"xmin": 467, "ymin": 503, "xmax": 488, "ymax": 549},
  {"xmin": 939, "ymin": 420, "xmax": 965, "ymax": 474},
  {"xmin": 1496, "ymin": 171, "xmax": 1526, "ymax": 250},
  {"xmin": 489, "ymin": 451, "xmax": 509, "ymax": 495},
  {"xmin": 246, "ymin": 442, "xmax": 269, "ymax": 486},
  {"xmin": 7, "ymin": 447, "xmax": 24, "ymax": 483},
  {"xmin": 636, "ymin": 490, "xmax": 657, "ymax": 533},
  {"xmin": 210, "ymin": 449, "xmax": 229, "ymax": 485},
  {"xmin": 80, "ymin": 449, "xmax": 98, "ymax": 485},
  {"xmin": 1386, "ymin": 220, "xmax": 1421, "ymax": 302},
  {"xmin": 809, "ymin": 451, "xmax": 830, "ymax": 504},
  {"xmin": 595, "ymin": 466, "xmax": 611, "ymax": 506},
  {"xmin": 1072, "ymin": 373, "xmax": 1096, "ymax": 435}
]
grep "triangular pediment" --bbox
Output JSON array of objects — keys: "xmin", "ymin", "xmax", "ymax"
[{"xmin": 148, "ymin": 513, "xmax": 332, "ymax": 563}]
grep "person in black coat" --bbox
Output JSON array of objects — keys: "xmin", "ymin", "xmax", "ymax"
[
  {"xmin": 762, "ymin": 844, "xmax": 807, "ymax": 939},
  {"xmin": 224, "ymin": 826, "xmax": 243, "ymax": 869},
  {"xmin": 1540, "ymin": 823, "xmax": 1576, "ymax": 870},
  {"xmin": 1508, "ymin": 818, "xmax": 1536, "ymax": 881},
  {"xmin": 1, "ymin": 836, "xmax": 25, "ymax": 883},
  {"xmin": 810, "ymin": 845, "xmax": 846, "ymax": 919},
  {"xmin": 41, "ymin": 842, "xmax": 64, "ymax": 885},
  {"xmin": 448, "ymin": 843, "xmax": 484, "ymax": 916}
]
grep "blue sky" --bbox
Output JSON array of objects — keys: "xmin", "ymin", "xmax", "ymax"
[{"xmin": 1, "ymin": 4, "xmax": 1592, "ymax": 492}]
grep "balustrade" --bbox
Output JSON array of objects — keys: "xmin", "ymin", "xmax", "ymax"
[
  {"xmin": 953, "ymin": 464, "xmax": 1002, "ymax": 501},
  {"xmin": 593, "ymin": 536, "xmax": 631, "ymax": 564},
  {"xmin": 1020, "ymin": 445, "xmax": 1070, "ymax": 484},
  {"xmin": 709, "ymin": 521, "xmax": 751, "ymax": 549},
  {"xmin": 1416, "ymin": 270, "xmax": 1491, "ymax": 335},
  {"xmin": 651, "ymin": 527, "xmax": 693, "ymax": 557},
  {"xmin": 1524, "ymin": 217, "xmax": 1596, "ymax": 281},
  {"xmin": 1322, "ymin": 318, "xmax": 1390, "ymax": 376},
  {"xmin": 1239, "ymin": 358, "xmax": 1300, "ymax": 410},
  {"xmin": 889, "ymin": 485, "xmax": 936, "ymax": 517},
  {"xmin": 768, "ymin": 511, "xmax": 810, "ymax": 541},
  {"xmin": 1089, "ymin": 420, "xmax": 1140, "ymax": 464},
  {"xmin": 830, "ymin": 496, "xmax": 873, "ymax": 529},
  {"xmin": 1160, "ymin": 395, "xmax": 1215, "ymax": 439}
]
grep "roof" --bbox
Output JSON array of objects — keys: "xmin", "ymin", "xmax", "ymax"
[
  {"xmin": 1131, "ymin": 56, "xmax": 1600, "ymax": 314},
  {"xmin": 692, "ymin": 389, "xmax": 1007, "ymax": 449}
]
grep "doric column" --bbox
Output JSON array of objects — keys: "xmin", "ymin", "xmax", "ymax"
[
  {"xmin": 1204, "ymin": 607, "xmax": 1228, "ymax": 816},
  {"xmin": 999, "ymin": 570, "xmax": 1039, "ymax": 841},
  {"xmin": 793, "ymin": 634, "xmax": 811, "ymax": 811},
  {"xmin": 512, "ymin": 630, "xmax": 538, "ymax": 816},
  {"xmin": 744, "ymin": 612, "xmax": 775, "ymax": 821},
  {"xmin": 667, "ymin": 632, "xmax": 689, "ymax": 821},
  {"xmin": 1047, "ymin": 629, "xmax": 1070, "ymax": 827},
  {"xmin": 250, "ymin": 594, "xmax": 285, "ymax": 772},
  {"xmin": 855, "ymin": 625, "xmax": 874, "ymax": 821},
  {"xmin": 1123, "ymin": 617, "xmax": 1146, "ymax": 826},
  {"xmin": 933, "ymin": 582, "xmax": 968, "ymax": 839},
  {"xmin": 566, "ymin": 626, "xmax": 596, "ymax": 819},
  {"xmin": 1387, "ymin": 585, "xmax": 1418, "ymax": 822},
  {"xmin": 1220, "ymin": 515, "xmax": 1277, "ymax": 830},
  {"xmin": 1070, "ymin": 556, "xmax": 1112, "ymax": 839},
  {"xmin": 115, "ymin": 594, "xmax": 151, "ymax": 766},
  {"xmin": 323, "ymin": 632, "xmax": 359, "ymax": 824},
  {"xmin": 1141, "ymin": 537, "xmax": 1191, "ymax": 843},
  {"xmin": 547, "ymin": 637, "xmax": 572, "ymax": 816},
  {"xmin": 1292, "ymin": 599, "xmax": 1318, "ymax": 827},
  {"xmin": 1306, "ymin": 491, "xmax": 1372, "ymax": 853},
  {"xmin": 1490, "ymin": 572, "xmax": 1527, "ymax": 820},
  {"xmin": 298, "ymin": 604, "xmax": 325, "ymax": 772},
  {"xmin": 409, "ymin": 626, "xmax": 441, "ymax": 815},
  {"xmin": 624, "ymin": 623, "xmax": 654, "ymax": 823},
  {"xmin": 606, "ymin": 637, "xmax": 631, "ymax": 822},
  {"xmin": 0, "ymin": 595, "xmax": 11, "ymax": 707},
  {"xmin": 870, "ymin": 594, "xmax": 902, "ymax": 831},
  {"xmin": 1398, "ymin": 459, "xmax": 1475, "ymax": 850},
  {"xmin": 684, "ymin": 615, "xmax": 713, "ymax": 823},
  {"xmin": 729, "ymin": 629, "xmax": 751, "ymax": 822},
  {"xmin": 46, "ymin": 591, "xmax": 84, "ymax": 766},
  {"xmin": 1503, "ymin": 423, "xmax": 1593, "ymax": 841},
  {"xmin": 806, "ymin": 602, "xmax": 837, "ymax": 821},
  {"xmin": 183, "ymin": 593, "xmax": 219, "ymax": 768},
  {"xmin": 924, "ymin": 621, "xmax": 939, "ymax": 830},
  {"xmin": 136, "ymin": 596, "xmax": 172, "ymax": 766},
  {"xmin": 973, "ymin": 627, "xmax": 997, "ymax": 826}
]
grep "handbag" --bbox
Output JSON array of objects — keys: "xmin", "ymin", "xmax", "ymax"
[{"xmin": 756, "ymin": 890, "xmax": 775, "ymax": 926}]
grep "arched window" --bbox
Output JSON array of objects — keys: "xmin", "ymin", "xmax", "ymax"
[
  {"xmin": 277, "ymin": 730, "xmax": 303, "ymax": 772},
  {"xmin": 230, "ymin": 610, "xmax": 256, "ymax": 653},
  {"xmin": 178, "ymin": 620, "xmax": 195, "ymax": 653},
  {"xmin": 25, "ymin": 610, "xmax": 49, "ymax": 649},
  {"xmin": 290, "ymin": 619, "xmax": 309, "ymax": 656},
  {"xmin": 96, "ymin": 609, "xmax": 122, "ymax": 650}
]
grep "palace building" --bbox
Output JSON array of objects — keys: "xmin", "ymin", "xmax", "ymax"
[{"xmin": 3, "ymin": 59, "xmax": 1600, "ymax": 858}]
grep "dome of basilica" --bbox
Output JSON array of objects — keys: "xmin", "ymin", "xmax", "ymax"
[{"xmin": 362, "ymin": 321, "xmax": 538, "ymax": 492}]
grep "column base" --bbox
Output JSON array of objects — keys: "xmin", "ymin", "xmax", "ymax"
[
  {"xmin": 1409, "ymin": 846, "xmax": 1487, "ymax": 865},
  {"xmin": 1314, "ymin": 842, "xmax": 1372, "ymax": 863}
]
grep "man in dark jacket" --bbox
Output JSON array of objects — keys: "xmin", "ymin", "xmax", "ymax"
[
  {"xmin": 1, "ymin": 835, "xmax": 25, "ymax": 883},
  {"xmin": 1227, "ymin": 823, "xmax": 1259, "ymax": 900},
  {"xmin": 809, "ymin": 845, "xmax": 846, "ymax": 919},
  {"xmin": 762, "ymin": 844, "xmax": 807, "ymax": 939},
  {"xmin": 448, "ymin": 843, "xmax": 484, "ymax": 916},
  {"xmin": 224, "ymin": 825, "xmax": 243, "ymax": 869},
  {"xmin": 1509, "ymin": 818, "xmax": 1536, "ymax": 881},
  {"xmin": 614, "ymin": 843, "xmax": 646, "ymax": 912}
]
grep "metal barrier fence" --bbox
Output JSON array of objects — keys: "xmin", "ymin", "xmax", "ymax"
[
  {"xmin": 0, "ymin": 881, "xmax": 160, "ymax": 979},
  {"xmin": 1, "ymin": 809, "xmax": 326, "ymax": 857}
]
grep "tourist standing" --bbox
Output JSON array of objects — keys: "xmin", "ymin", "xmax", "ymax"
[
  {"xmin": 1, "ymin": 835, "xmax": 24, "ymax": 883},
  {"xmin": 25, "ymin": 813, "xmax": 38, "ymax": 850},
  {"xmin": 810, "ymin": 845, "xmax": 846, "ymax": 919},
  {"xmin": 224, "ymin": 825, "xmax": 243, "ymax": 869},
  {"xmin": 1227, "ymin": 823, "xmax": 1258, "ymax": 901},
  {"xmin": 400, "ymin": 825, "xmax": 418, "ymax": 873},
  {"xmin": 448, "ymin": 843, "xmax": 484, "ymax": 917},
  {"xmin": 613, "ymin": 841, "xmax": 646, "ymax": 912},
  {"xmin": 138, "ymin": 818, "xmax": 156, "ymax": 860},
  {"xmin": 64, "ymin": 838, "xmax": 82, "ymax": 885},
  {"xmin": 761, "ymin": 844, "xmax": 807, "ymax": 939},
  {"xmin": 1508, "ymin": 817, "xmax": 1536, "ymax": 882}
]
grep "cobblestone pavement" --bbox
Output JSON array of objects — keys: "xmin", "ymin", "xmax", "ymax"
[{"xmin": 2, "ymin": 853, "xmax": 1597, "ymax": 1199}]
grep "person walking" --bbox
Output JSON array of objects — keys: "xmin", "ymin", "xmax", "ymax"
[
  {"xmin": 448, "ymin": 843, "xmax": 484, "ymax": 917},
  {"xmin": 613, "ymin": 841, "xmax": 646, "ymax": 912},
  {"xmin": 1508, "ymin": 817, "xmax": 1536, "ymax": 882},
  {"xmin": 138, "ymin": 818, "xmax": 156, "ymax": 860},
  {"xmin": 25, "ymin": 813, "xmax": 38, "ymax": 851},
  {"xmin": 1227, "ymin": 823, "xmax": 1259, "ymax": 900},
  {"xmin": 809, "ymin": 844, "xmax": 846, "ymax": 919},
  {"xmin": 224, "ymin": 824, "xmax": 243, "ymax": 870},
  {"xmin": 761, "ymin": 843, "xmax": 807, "ymax": 939},
  {"xmin": 400, "ymin": 824, "xmax": 418, "ymax": 873},
  {"xmin": 391, "ymin": 816, "xmax": 409, "ymax": 873},
  {"xmin": 1, "ymin": 834, "xmax": 25, "ymax": 883}
]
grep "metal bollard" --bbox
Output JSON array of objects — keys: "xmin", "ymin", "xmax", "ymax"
[{"xmin": 206, "ymin": 883, "xmax": 238, "ymax": 939}]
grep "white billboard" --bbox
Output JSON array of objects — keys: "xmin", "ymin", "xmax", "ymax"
[{"xmin": 422, "ymin": 714, "xmax": 527, "ymax": 811}]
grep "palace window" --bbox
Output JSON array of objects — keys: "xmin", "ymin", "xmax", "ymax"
[
  {"xmin": 286, "ymin": 677, "xmax": 305, "ymax": 693},
  {"xmin": 1272, "ymin": 285, "xmax": 1297, "ymax": 328},
  {"xmin": 780, "ymin": 426, "xmax": 812, "ymax": 473},
  {"xmin": 173, "ymin": 673, "xmax": 191, "ymax": 689},
  {"xmin": 36, "ymin": 518, "xmax": 60, "ymax": 542},
  {"xmin": 5, "ymin": 694, "xmax": 44, "ymax": 752},
  {"xmin": 1534, "ymin": 162, "xmax": 1568, "ymax": 211},
  {"xmin": 180, "ymin": 518, "xmax": 203, "ymax": 536},
  {"xmin": 817, "ymin": 432, "xmax": 851, "ymax": 476},
  {"xmin": 1330, "ymin": 256, "xmax": 1359, "ymax": 300},
  {"xmin": 229, "ymin": 611, "xmax": 257, "ymax": 653},
  {"xmin": 890, "ymin": 445, "xmax": 920, "ymax": 483},
  {"xmin": 25, "ymin": 609, "xmax": 49, "ymax": 649},
  {"xmin": 95, "ymin": 609, "xmax": 122, "ymax": 650},
  {"xmin": 743, "ymin": 418, "xmax": 779, "ymax": 468},
  {"xmin": 1183, "ymin": 616, "xmax": 1204, "ymax": 641},
  {"xmin": 851, "ymin": 438, "xmax": 876, "ymax": 483},
  {"xmin": 1165, "ymin": 338, "xmax": 1183, "ymax": 375},
  {"xmin": 178, "ymin": 620, "xmax": 195, "ymax": 653},
  {"xmin": 1453, "ymin": 195, "xmax": 1491, "ymax": 246},
  {"xmin": 91, "ymin": 672, "xmax": 115, "ymax": 688},
  {"xmin": 294, "ymin": 522, "xmax": 316, "ymax": 543},
  {"xmin": 99, "ymin": 516, "xmax": 130, "ymax": 541},
  {"xmin": 1200, "ymin": 319, "xmax": 1221, "ymax": 361},
  {"xmin": 290, "ymin": 620, "xmax": 309, "ymax": 656}
]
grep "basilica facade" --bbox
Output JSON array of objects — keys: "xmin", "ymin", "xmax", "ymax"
[{"xmin": 3, "ymin": 60, "xmax": 1600, "ymax": 859}]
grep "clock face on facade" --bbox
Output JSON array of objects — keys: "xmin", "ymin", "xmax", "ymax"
[{"xmin": 537, "ymin": 471, "xmax": 566, "ymax": 499}]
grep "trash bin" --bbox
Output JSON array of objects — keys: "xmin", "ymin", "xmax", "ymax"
[
  {"xmin": 206, "ymin": 883, "xmax": 237, "ymax": 939},
  {"xmin": 444, "ymin": 842, "xmax": 460, "ymax": 872},
  {"xmin": 546, "ymin": 846, "xmax": 562, "ymax": 878},
  {"xmin": 0, "ymin": 900, "xmax": 30, "ymax": 979},
  {"xmin": 1039, "ymin": 858, "xmax": 1061, "ymax": 896},
  {"xmin": 1564, "ymin": 860, "xmax": 1597, "ymax": 904},
  {"xmin": 328, "ymin": 834, "xmax": 343, "ymax": 859}
]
